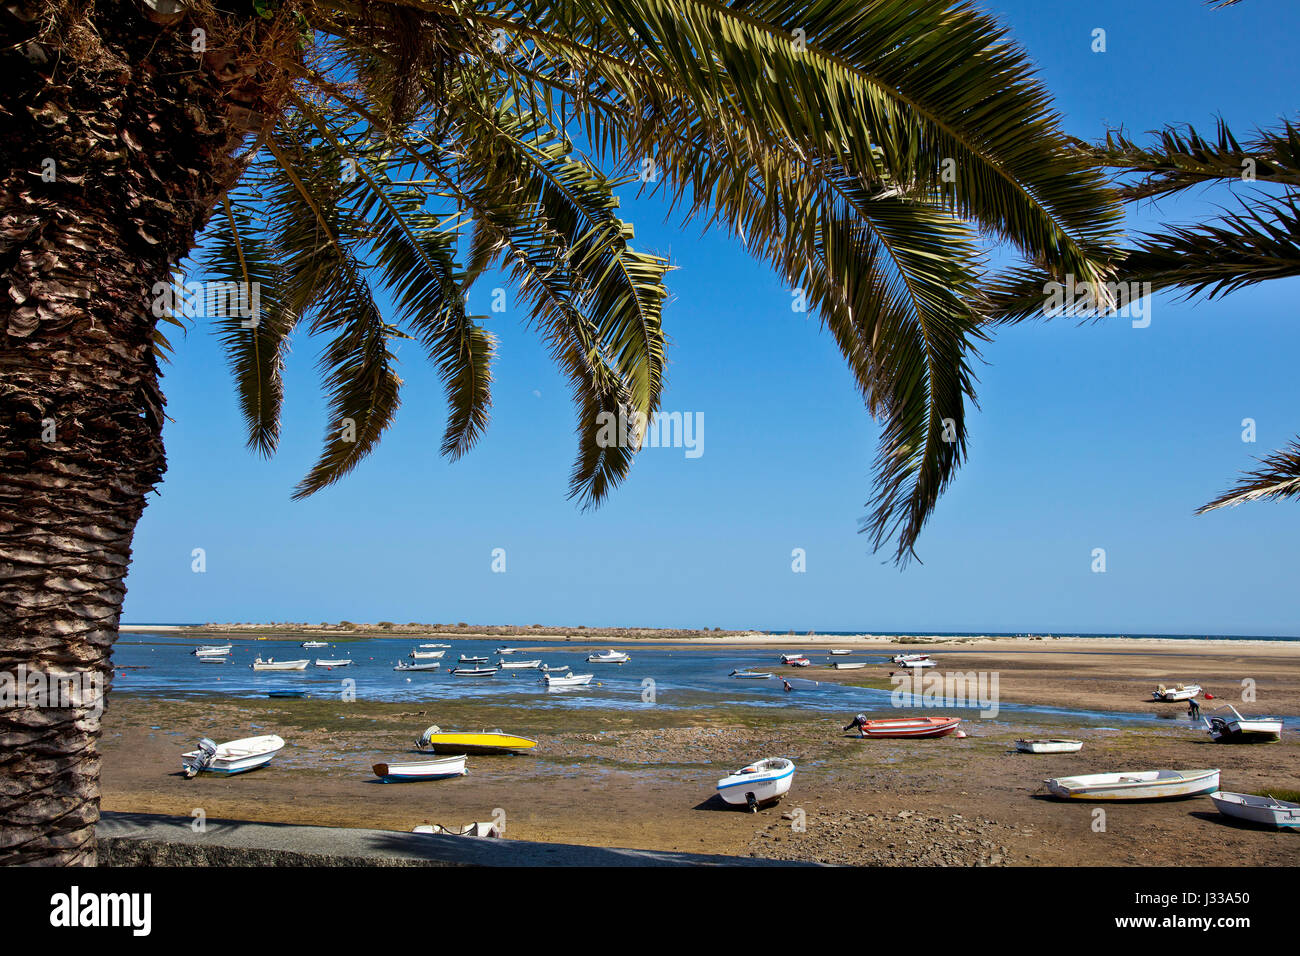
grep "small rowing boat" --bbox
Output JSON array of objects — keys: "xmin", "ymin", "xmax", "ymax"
[
  {"xmin": 829, "ymin": 649, "xmax": 851, "ymax": 656},
  {"xmin": 543, "ymin": 672, "xmax": 593, "ymax": 687},
  {"xmin": 372, "ymin": 755, "xmax": 468, "ymax": 782},
  {"xmin": 410, "ymin": 650, "xmax": 444, "ymax": 660},
  {"xmin": 458, "ymin": 655, "xmax": 489, "ymax": 664},
  {"xmin": 853, "ymin": 716, "xmax": 961, "ymax": 739},
  {"xmin": 182, "ymin": 735, "xmax": 285, "ymax": 777},
  {"xmin": 251, "ymin": 657, "xmax": 308, "ymax": 671},
  {"xmin": 716, "ymin": 758, "xmax": 795, "ymax": 812},
  {"xmin": 730, "ymin": 669, "xmax": 773, "ymax": 679},
  {"xmin": 498, "ymin": 659, "xmax": 542, "ymax": 669},
  {"xmin": 314, "ymin": 658, "xmax": 351, "ymax": 667},
  {"xmin": 587, "ymin": 650, "xmax": 629, "ymax": 663},
  {"xmin": 1045, "ymin": 769, "xmax": 1220, "ymax": 801},
  {"xmin": 193, "ymin": 644, "xmax": 232, "ymax": 657},
  {"xmin": 451, "ymin": 666, "xmax": 498, "ymax": 677},
  {"xmin": 417, "ymin": 726, "xmax": 537, "ymax": 754},
  {"xmin": 1152, "ymin": 683, "xmax": 1201, "ymax": 702},
  {"xmin": 832, "ymin": 661, "xmax": 869, "ymax": 670},
  {"xmin": 1204, "ymin": 704, "xmax": 1283, "ymax": 743},
  {"xmin": 394, "ymin": 661, "xmax": 439, "ymax": 671},
  {"xmin": 1209, "ymin": 791, "xmax": 1300, "ymax": 828},
  {"xmin": 1017, "ymin": 739, "xmax": 1083, "ymax": 754},
  {"xmin": 198, "ymin": 656, "xmax": 227, "ymax": 664}
]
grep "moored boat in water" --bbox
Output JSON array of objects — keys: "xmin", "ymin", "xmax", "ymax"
[
  {"xmin": 251, "ymin": 657, "xmax": 308, "ymax": 671},
  {"xmin": 394, "ymin": 661, "xmax": 439, "ymax": 671},
  {"xmin": 587, "ymin": 650, "xmax": 629, "ymax": 663},
  {"xmin": 543, "ymin": 672, "xmax": 593, "ymax": 687}
]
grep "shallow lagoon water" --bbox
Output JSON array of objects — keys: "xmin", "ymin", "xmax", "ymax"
[{"xmin": 101, "ymin": 632, "xmax": 1253, "ymax": 732}]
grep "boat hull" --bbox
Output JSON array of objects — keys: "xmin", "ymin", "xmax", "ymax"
[
  {"xmin": 251, "ymin": 659, "xmax": 309, "ymax": 671},
  {"xmin": 373, "ymin": 755, "xmax": 468, "ymax": 782},
  {"xmin": 1046, "ymin": 769, "xmax": 1220, "ymax": 801},
  {"xmin": 717, "ymin": 758, "xmax": 795, "ymax": 808},
  {"xmin": 543, "ymin": 674, "xmax": 593, "ymax": 687},
  {"xmin": 1017, "ymin": 739, "xmax": 1084, "ymax": 754},
  {"xmin": 418, "ymin": 730, "xmax": 538, "ymax": 755},
  {"xmin": 856, "ymin": 717, "xmax": 962, "ymax": 739},
  {"xmin": 181, "ymin": 735, "xmax": 285, "ymax": 776},
  {"xmin": 1210, "ymin": 791, "xmax": 1300, "ymax": 828}
]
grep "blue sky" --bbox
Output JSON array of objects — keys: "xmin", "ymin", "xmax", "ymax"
[{"xmin": 122, "ymin": 0, "xmax": 1300, "ymax": 635}]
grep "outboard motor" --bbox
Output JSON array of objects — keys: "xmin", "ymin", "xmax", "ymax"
[{"xmin": 186, "ymin": 738, "xmax": 218, "ymax": 778}]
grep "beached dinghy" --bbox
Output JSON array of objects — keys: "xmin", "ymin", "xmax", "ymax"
[
  {"xmin": 779, "ymin": 653, "xmax": 807, "ymax": 663},
  {"xmin": 182, "ymin": 735, "xmax": 285, "ymax": 777},
  {"xmin": 894, "ymin": 657, "xmax": 937, "ymax": 669},
  {"xmin": 251, "ymin": 657, "xmax": 308, "ymax": 671},
  {"xmin": 394, "ymin": 661, "xmax": 439, "ymax": 672},
  {"xmin": 1152, "ymin": 683, "xmax": 1201, "ymax": 702},
  {"xmin": 543, "ymin": 672, "xmax": 594, "ymax": 687},
  {"xmin": 832, "ymin": 661, "xmax": 869, "ymax": 670},
  {"xmin": 1017, "ymin": 739, "xmax": 1084, "ymax": 754},
  {"xmin": 1045, "ymin": 769, "xmax": 1220, "ymax": 801},
  {"xmin": 498, "ymin": 659, "xmax": 542, "ymax": 669},
  {"xmin": 1209, "ymin": 791, "xmax": 1300, "ymax": 828},
  {"xmin": 587, "ymin": 650, "xmax": 629, "ymax": 663},
  {"xmin": 410, "ymin": 650, "xmax": 445, "ymax": 660},
  {"xmin": 417, "ymin": 726, "xmax": 538, "ymax": 754},
  {"xmin": 193, "ymin": 644, "xmax": 232, "ymax": 657},
  {"xmin": 314, "ymin": 658, "xmax": 351, "ymax": 667},
  {"xmin": 372, "ymin": 755, "xmax": 468, "ymax": 782},
  {"xmin": 891, "ymin": 653, "xmax": 931, "ymax": 665},
  {"xmin": 1204, "ymin": 705, "xmax": 1283, "ymax": 743},
  {"xmin": 852, "ymin": 716, "xmax": 962, "ymax": 739},
  {"xmin": 716, "ymin": 758, "xmax": 795, "ymax": 811},
  {"xmin": 730, "ymin": 669, "xmax": 773, "ymax": 679},
  {"xmin": 829, "ymin": 649, "xmax": 851, "ymax": 656},
  {"xmin": 784, "ymin": 657, "xmax": 811, "ymax": 667}
]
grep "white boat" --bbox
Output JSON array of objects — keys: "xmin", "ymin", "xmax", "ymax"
[
  {"xmin": 193, "ymin": 644, "xmax": 231, "ymax": 657},
  {"xmin": 498, "ymin": 659, "xmax": 542, "ymax": 669},
  {"xmin": 1152, "ymin": 683, "xmax": 1201, "ymax": 702},
  {"xmin": 1209, "ymin": 791, "xmax": 1300, "ymax": 828},
  {"xmin": 540, "ymin": 664, "xmax": 570, "ymax": 673},
  {"xmin": 1203, "ymin": 704, "xmax": 1283, "ymax": 743},
  {"xmin": 779, "ymin": 653, "xmax": 807, "ymax": 663},
  {"xmin": 458, "ymin": 655, "xmax": 489, "ymax": 664},
  {"xmin": 301, "ymin": 641, "xmax": 328, "ymax": 648},
  {"xmin": 832, "ymin": 661, "xmax": 869, "ymax": 670},
  {"xmin": 716, "ymin": 757, "xmax": 795, "ymax": 811},
  {"xmin": 314, "ymin": 658, "xmax": 352, "ymax": 667},
  {"xmin": 182, "ymin": 735, "xmax": 285, "ymax": 777},
  {"xmin": 730, "ymin": 670, "xmax": 773, "ymax": 679},
  {"xmin": 198, "ymin": 656, "xmax": 227, "ymax": 664},
  {"xmin": 891, "ymin": 653, "xmax": 931, "ymax": 665},
  {"xmin": 394, "ymin": 661, "xmax": 439, "ymax": 672},
  {"xmin": 410, "ymin": 650, "xmax": 445, "ymax": 660},
  {"xmin": 372, "ymin": 755, "xmax": 468, "ymax": 782},
  {"xmin": 587, "ymin": 650, "xmax": 629, "ymax": 663},
  {"xmin": 895, "ymin": 657, "xmax": 937, "ymax": 669},
  {"xmin": 451, "ymin": 666, "xmax": 498, "ymax": 677},
  {"xmin": 419, "ymin": 643, "xmax": 449, "ymax": 648},
  {"xmin": 543, "ymin": 673, "xmax": 593, "ymax": 687},
  {"xmin": 784, "ymin": 657, "xmax": 811, "ymax": 667},
  {"xmin": 1017, "ymin": 739, "xmax": 1083, "ymax": 754},
  {"xmin": 829, "ymin": 649, "xmax": 851, "ymax": 656},
  {"xmin": 495, "ymin": 647, "xmax": 519, "ymax": 655},
  {"xmin": 250, "ymin": 657, "xmax": 308, "ymax": 671},
  {"xmin": 1045, "ymin": 769, "xmax": 1220, "ymax": 801}
]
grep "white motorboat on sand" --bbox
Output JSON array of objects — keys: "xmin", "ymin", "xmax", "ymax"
[
  {"xmin": 182, "ymin": 735, "xmax": 285, "ymax": 777},
  {"xmin": 716, "ymin": 757, "xmax": 795, "ymax": 812}
]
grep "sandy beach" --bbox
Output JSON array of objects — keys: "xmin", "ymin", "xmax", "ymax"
[{"xmin": 98, "ymin": 632, "xmax": 1300, "ymax": 866}]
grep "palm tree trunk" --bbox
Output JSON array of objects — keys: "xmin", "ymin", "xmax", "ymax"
[{"xmin": 0, "ymin": 1, "xmax": 291, "ymax": 865}]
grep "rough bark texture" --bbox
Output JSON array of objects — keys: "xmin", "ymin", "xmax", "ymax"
[{"xmin": 0, "ymin": 0, "xmax": 294, "ymax": 865}]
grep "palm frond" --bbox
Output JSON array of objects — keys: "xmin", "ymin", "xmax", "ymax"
[{"xmin": 1198, "ymin": 441, "xmax": 1300, "ymax": 512}]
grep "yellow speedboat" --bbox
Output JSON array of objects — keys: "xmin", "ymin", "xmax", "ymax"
[{"xmin": 416, "ymin": 725, "xmax": 537, "ymax": 755}]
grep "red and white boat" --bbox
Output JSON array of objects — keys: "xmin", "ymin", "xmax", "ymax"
[{"xmin": 853, "ymin": 716, "xmax": 962, "ymax": 739}]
